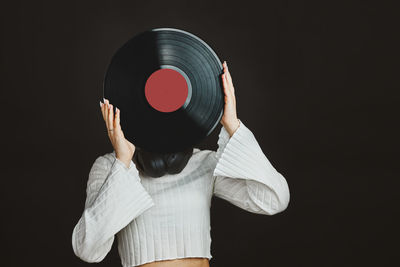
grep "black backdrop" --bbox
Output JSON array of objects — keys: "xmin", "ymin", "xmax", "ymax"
[{"xmin": 1, "ymin": 0, "xmax": 398, "ymax": 266}]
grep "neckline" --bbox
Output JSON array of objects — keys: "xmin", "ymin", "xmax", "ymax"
[{"xmin": 111, "ymin": 148, "xmax": 201, "ymax": 183}]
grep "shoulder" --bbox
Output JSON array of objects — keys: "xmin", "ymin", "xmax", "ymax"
[
  {"xmin": 190, "ymin": 148, "xmax": 218, "ymax": 190},
  {"xmin": 95, "ymin": 149, "xmax": 216, "ymax": 171},
  {"xmin": 90, "ymin": 151, "xmax": 116, "ymax": 171},
  {"xmin": 193, "ymin": 147, "xmax": 214, "ymax": 156},
  {"xmin": 192, "ymin": 147, "xmax": 217, "ymax": 165}
]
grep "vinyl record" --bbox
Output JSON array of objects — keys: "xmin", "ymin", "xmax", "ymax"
[{"xmin": 103, "ymin": 28, "xmax": 224, "ymax": 153}]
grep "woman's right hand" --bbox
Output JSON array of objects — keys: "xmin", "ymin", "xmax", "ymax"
[{"xmin": 100, "ymin": 98, "xmax": 136, "ymax": 169}]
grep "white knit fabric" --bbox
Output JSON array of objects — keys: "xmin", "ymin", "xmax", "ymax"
[{"xmin": 71, "ymin": 119, "xmax": 290, "ymax": 266}]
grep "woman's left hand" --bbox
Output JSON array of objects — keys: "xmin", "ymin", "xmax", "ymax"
[{"xmin": 220, "ymin": 61, "xmax": 240, "ymax": 137}]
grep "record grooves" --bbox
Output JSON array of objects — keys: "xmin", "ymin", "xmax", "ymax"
[{"xmin": 103, "ymin": 28, "xmax": 224, "ymax": 153}]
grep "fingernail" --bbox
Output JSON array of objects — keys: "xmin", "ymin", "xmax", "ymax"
[{"xmin": 99, "ymin": 101, "xmax": 102, "ymax": 107}]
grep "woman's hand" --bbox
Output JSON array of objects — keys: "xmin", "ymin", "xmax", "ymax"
[
  {"xmin": 100, "ymin": 98, "xmax": 136, "ymax": 168},
  {"xmin": 220, "ymin": 61, "xmax": 240, "ymax": 137}
]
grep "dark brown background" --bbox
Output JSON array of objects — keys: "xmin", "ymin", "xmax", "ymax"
[{"xmin": 1, "ymin": 0, "xmax": 398, "ymax": 266}]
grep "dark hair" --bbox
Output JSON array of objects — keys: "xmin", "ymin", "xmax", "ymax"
[{"xmin": 133, "ymin": 147, "xmax": 194, "ymax": 178}]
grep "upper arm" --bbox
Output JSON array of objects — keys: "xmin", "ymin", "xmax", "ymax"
[
  {"xmin": 85, "ymin": 155, "xmax": 112, "ymax": 208},
  {"xmin": 72, "ymin": 153, "xmax": 154, "ymax": 263},
  {"xmin": 72, "ymin": 155, "xmax": 115, "ymax": 262}
]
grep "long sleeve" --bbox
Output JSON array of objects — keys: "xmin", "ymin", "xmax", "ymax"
[
  {"xmin": 212, "ymin": 119, "xmax": 290, "ymax": 215},
  {"xmin": 71, "ymin": 153, "xmax": 155, "ymax": 263}
]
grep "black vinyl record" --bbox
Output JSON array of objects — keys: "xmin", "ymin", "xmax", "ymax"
[{"xmin": 103, "ymin": 28, "xmax": 224, "ymax": 153}]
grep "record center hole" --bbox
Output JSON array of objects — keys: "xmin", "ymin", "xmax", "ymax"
[{"xmin": 144, "ymin": 68, "xmax": 188, "ymax": 113}]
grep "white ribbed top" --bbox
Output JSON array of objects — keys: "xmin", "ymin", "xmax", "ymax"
[{"xmin": 71, "ymin": 119, "xmax": 290, "ymax": 267}]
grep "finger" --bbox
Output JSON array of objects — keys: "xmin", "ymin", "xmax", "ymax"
[
  {"xmin": 223, "ymin": 62, "xmax": 229, "ymax": 79},
  {"xmin": 108, "ymin": 103, "xmax": 114, "ymax": 131},
  {"xmin": 221, "ymin": 74, "xmax": 229, "ymax": 95},
  {"xmin": 222, "ymin": 61, "xmax": 233, "ymax": 87},
  {"xmin": 99, "ymin": 100, "xmax": 104, "ymax": 116},
  {"xmin": 116, "ymin": 107, "xmax": 126, "ymax": 138},
  {"xmin": 225, "ymin": 65, "xmax": 234, "ymax": 87},
  {"xmin": 222, "ymin": 74, "xmax": 234, "ymax": 104},
  {"xmin": 223, "ymin": 73, "xmax": 234, "ymax": 97},
  {"xmin": 100, "ymin": 100, "xmax": 106, "ymax": 122},
  {"xmin": 104, "ymin": 99, "xmax": 110, "ymax": 130},
  {"xmin": 225, "ymin": 72, "xmax": 235, "ymax": 97},
  {"xmin": 115, "ymin": 107, "xmax": 121, "ymax": 131},
  {"xmin": 222, "ymin": 62, "xmax": 232, "ymax": 85}
]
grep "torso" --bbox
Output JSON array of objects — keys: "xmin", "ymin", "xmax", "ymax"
[
  {"xmin": 138, "ymin": 257, "xmax": 210, "ymax": 267},
  {"xmin": 112, "ymin": 149, "xmax": 215, "ymax": 267}
]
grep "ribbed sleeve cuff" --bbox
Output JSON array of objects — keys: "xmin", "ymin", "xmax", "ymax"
[
  {"xmin": 214, "ymin": 119, "xmax": 237, "ymax": 161},
  {"xmin": 212, "ymin": 119, "xmax": 290, "ymax": 211}
]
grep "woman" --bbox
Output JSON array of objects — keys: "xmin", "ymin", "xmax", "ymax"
[{"xmin": 71, "ymin": 61, "xmax": 290, "ymax": 267}]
